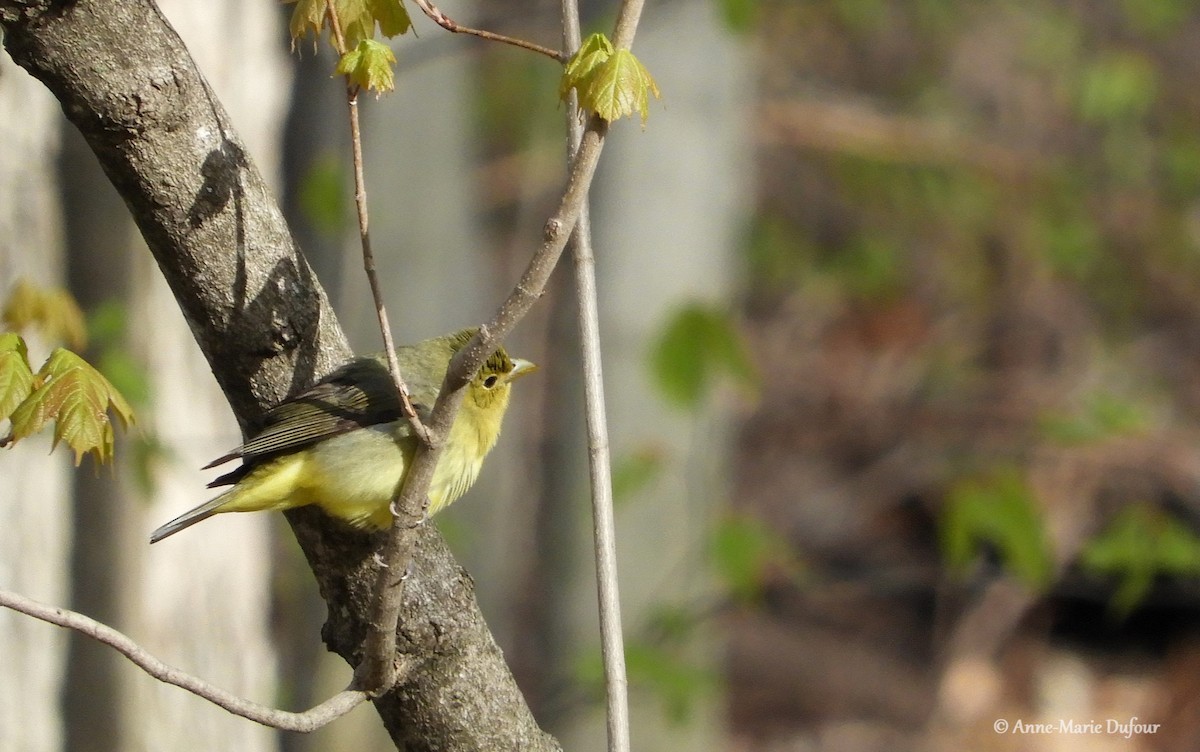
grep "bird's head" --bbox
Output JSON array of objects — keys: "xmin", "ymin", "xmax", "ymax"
[{"xmin": 468, "ymin": 347, "xmax": 537, "ymax": 411}]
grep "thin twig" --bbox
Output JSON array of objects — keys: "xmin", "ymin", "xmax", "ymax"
[
  {"xmin": 326, "ymin": 1, "xmax": 432, "ymax": 448},
  {"xmin": 410, "ymin": 0, "xmax": 567, "ymax": 62},
  {"xmin": 326, "ymin": 1, "xmax": 436, "ymax": 696},
  {"xmin": 0, "ymin": 588, "xmax": 367, "ymax": 732},
  {"xmin": 561, "ymin": 3, "xmax": 631, "ymax": 750},
  {"xmin": 610, "ymin": 0, "xmax": 647, "ymax": 50}
]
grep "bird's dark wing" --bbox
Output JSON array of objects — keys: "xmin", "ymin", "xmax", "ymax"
[{"xmin": 204, "ymin": 357, "xmax": 431, "ymax": 483}]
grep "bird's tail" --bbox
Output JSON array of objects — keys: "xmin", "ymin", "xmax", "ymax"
[{"xmin": 149, "ymin": 491, "xmax": 232, "ymax": 544}]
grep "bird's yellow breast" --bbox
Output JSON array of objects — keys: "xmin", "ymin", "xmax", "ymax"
[{"xmin": 287, "ymin": 394, "xmax": 504, "ymax": 525}]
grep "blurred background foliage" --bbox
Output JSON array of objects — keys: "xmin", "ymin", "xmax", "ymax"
[{"xmin": 716, "ymin": 0, "xmax": 1200, "ymax": 749}]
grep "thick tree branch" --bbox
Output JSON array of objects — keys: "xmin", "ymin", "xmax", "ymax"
[
  {"xmin": 0, "ymin": 588, "xmax": 368, "ymax": 732},
  {"xmin": 0, "ymin": 1, "xmax": 556, "ymax": 748}
]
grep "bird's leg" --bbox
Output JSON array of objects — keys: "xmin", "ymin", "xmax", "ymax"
[
  {"xmin": 392, "ymin": 560, "xmax": 414, "ymax": 587},
  {"xmin": 389, "ymin": 496, "xmax": 431, "ymax": 525}
]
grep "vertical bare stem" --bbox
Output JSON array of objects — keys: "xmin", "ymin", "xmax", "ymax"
[{"xmin": 562, "ymin": 3, "xmax": 631, "ymax": 752}]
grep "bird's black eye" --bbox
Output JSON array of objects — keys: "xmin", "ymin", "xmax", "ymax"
[{"xmin": 483, "ymin": 374, "xmax": 499, "ymax": 389}]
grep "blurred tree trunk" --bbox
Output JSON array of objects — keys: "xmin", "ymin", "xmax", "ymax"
[
  {"xmin": 0, "ymin": 51, "xmax": 72, "ymax": 752},
  {"xmin": 59, "ymin": 124, "xmax": 141, "ymax": 752}
]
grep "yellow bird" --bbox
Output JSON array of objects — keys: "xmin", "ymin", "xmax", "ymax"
[{"xmin": 150, "ymin": 329, "xmax": 535, "ymax": 543}]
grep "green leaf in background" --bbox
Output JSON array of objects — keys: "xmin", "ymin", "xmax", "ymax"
[
  {"xmin": 1031, "ymin": 192, "xmax": 1101, "ymax": 279},
  {"xmin": 130, "ymin": 432, "xmax": 174, "ymax": 498},
  {"xmin": 87, "ymin": 301, "xmax": 152, "ymax": 408},
  {"xmin": 574, "ymin": 640, "xmax": 716, "ymax": 724},
  {"xmin": 1165, "ymin": 136, "xmax": 1200, "ymax": 198},
  {"xmin": 624, "ymin": 642, "xmax": 715, "ymax": 722},
  {"xmin": 830, "ymin": 0, "xmax": 890, "ymax": 33},
  {"xmin": 941, "ymin": 468, "xmax": 1053, "ymax": 589},
  {"xmin": 299, "ymin": 153, "xmax": 350, "ymax": 239},
  {"xmin": 712, "ymin": 512, "xmax": 801, "ymax": 602},
  {"xmin": 831, "ymin": 232, "xmax": 903, "ymax": 300},
  {"xmin": 1037, "ymin": 390, "xmax": 1148, "ymax": 445},
  {"xmin": 336, "ymin": 39, "xmax": 397, "ymax": 94},
  {"xmin": 1081, "ymin": 504, "xmax": 1200, "ymax": 616},
  {"xmin": 651, "ymin": 303, "xmax": 758, "ymax": 409},
  {"xmin": 745, "ymin": 213, "xmax": 811, "ymax": 294},
  {"xmin": 1118, "ymin": 0, "xmax": 1192, "ymax": 37},
  {"xmin": 1077, "ymin": 51, "xmax": 1158, "ymax": 125},
  {"xmin": 0, "ymin": 333, "xmax": 34, "ymax": 422},
  {"xmin": 3, "ymin": 279, "xmax": 88, "ymax": 349},
  {"xmin": 716, "ymin": 0, "xmax": 757, "ymax": 33},
  {"xmin": 611, "ymin": 444, "xmax": 666, "ymax": 504},
  {"xmin": 645, "ymin": 603, "xmax": 699, "ymax": 643}
]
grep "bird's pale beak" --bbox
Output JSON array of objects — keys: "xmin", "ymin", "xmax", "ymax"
[{"xmin": 508, "ymin": 358, "xmax": 538, "ymax": 382}]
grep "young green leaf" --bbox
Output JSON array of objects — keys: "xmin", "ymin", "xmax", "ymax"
[
  {"xmin": 286, "ymin": 0, "xmax": 410, "ymax": 47},
  {"xmin": 337, "ymin": 0, "xmax": 375, "ymax": 48},
  {"xmin": 585, "ymin": 49, "xmax": 662, "ymax": 126},
  {"xmin": 559, "ymin": 33, "xmax": 614, "ymax": 101},
  {"xmin": 368, "ymin": 0, "xmax": 411, "ymax": 38},
  {"xmin": 560, "ymin": 34, "xmax": 661, "ymax": 125},
  {"xmin": 287, "ymin": 0, "xmax": 328, "ymax": 44},
  {"xmin": 8, "ymin": 347, "xmax": 135, "ymax": 465},
  {"xmin": 0, "ymin": 333, "xmax": 34, "ymax": 421},
  {"xmin": 611, "ymin": 445, "xmax": 666, "ymax": 503},
  {"xmin": 336, "ymin": 39, "xmax": 397, "ymax": 94}
]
